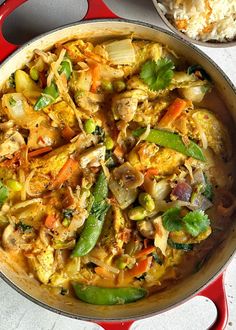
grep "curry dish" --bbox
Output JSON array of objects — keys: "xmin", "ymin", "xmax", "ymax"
[{"xmin": 0, "ymin": 38, "xmax": 235, "ymax": 305}]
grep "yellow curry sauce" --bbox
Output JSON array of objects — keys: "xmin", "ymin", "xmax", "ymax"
[{"xmin": 0, "ymin": 38, "xmax": 235, "ymax": 304}]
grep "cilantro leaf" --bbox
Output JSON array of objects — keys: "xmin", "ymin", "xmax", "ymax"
[
  {"xmin": 183, "ymin": 210, "xmax": 210, "ymax": 237},
  {"xmin": 140, "ymin": 58, "xmax": 175, "ymax": 91},
  {"xmin": 0, "ymin": 182, "xmax": 8, "ymax": 205},
  {"xmin": 162, "ymin": 207, "xmax": 183, "ymax": 232}
]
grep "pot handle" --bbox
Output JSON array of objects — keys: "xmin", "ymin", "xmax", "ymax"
[
  {"xmin": 96, "ymin": 320, "xmax": 134, "ymax": 330},
  {"xmin": 198, "ymin": 273, "xmax": 228, "ymax": 330},
  {"xmin": 0, "ymin": 0, "xmax": 27, "ymax": 62},
  {"xmin": 83, "ymin": 0, "xmax": 119, "ymax": 20}
]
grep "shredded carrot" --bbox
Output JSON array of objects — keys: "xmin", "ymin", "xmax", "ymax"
[
  {"xmin": 28, "ymin": 146, "xmax": 52, "ymax": 158},
  {"xmin": 113, "ymin": 145, "xmax": 125, "ymax": 159},
  {"xmin": 135, "ymin": 246, "xmax": 155, "ymax": 259},
  {"xmin": 90, "ymin": 63, "xmax": 101, "ymax": 93},
  {"xmin": 175, "ymin": 19, "xmax": 188, "ymax": 30},
  {"xmin": 126, "ymin": 256, "xmax": 152, "ymax": 278},
  {"xmin": 44, "ymin": 214, "xmax": 57, "ymax": 229},
  {"xmin": 95, "ymin": 267, "xmax": 114, "ymax": 280},
  {"xmin": 61, "ymin": 126, "xmax": 76, "ymax": 141},
  {"xmin": 158, "ymin": 98, "xmax": 187, "ymax": 127},
  {"xmin": 51, "ymin": 158, "xmax": 78, "ymax": 189},
  {"xmin": 144, "ymin": 168, "xmax": 158, "ymax": 179}
]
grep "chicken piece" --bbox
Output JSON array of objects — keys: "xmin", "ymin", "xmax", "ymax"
[
  {"xmin": 69, "ymin": 70, "xmax": 92, "ymax": 92},
  {"xmin": 133, "ymin": 98, "xmax": 170, "ymax": 126},
  {"xmin": 112, "ymin": 89, "xmax": 148, "ymax": 122},
  {"xmin": 128, "ymin": 142, "xmax": 186, "ymax": 176},
  {"xmin": 28, "ymin": 245, "xmax": 55, "ymax": 284},
  {"xmin": 78, "ymin": 145, "xmax": 106, "ymax": 168},
  {"xmin": 27, "ymin": 125, "xmax": 62, "ymax": 149},
  {"xmin": 0, "ymin": 129, "xmax": 25, "ymax": 158},
  {"xmin": 2, "ymin": 223, "xmax": 35, "ymax": 251},
  {"xmin": 75, "ymin": 90, "xmax": 104, "ymax": 113},
  {"xmin": 100, "ymin": 206, "xmax": 130, "ymax": 255},
  {"xmin": 43, "ymin": 101, "xmax": 77, "ymax": 128},
  {"xmin": 30, "ymin": 134, "xmax": 96, "ymax": 194},
  {"xmin": 122, "ymin": 41, "xmax": 163, "ymax": 77},
  {"xmin": 191, "ymin": 109, "xmax": 232, "ymax": 160}
]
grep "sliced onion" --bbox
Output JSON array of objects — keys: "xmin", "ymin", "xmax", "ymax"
[{"xmin": 87, "ymin": 256, "xmax": 120, "ymax": 274}]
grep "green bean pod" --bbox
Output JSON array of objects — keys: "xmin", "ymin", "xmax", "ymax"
[
  {"xmin": 73, "ymin": 283, "xmax": 147, "ymax": 305},
  {"xmin": 71, "ymin": 170, "xmax": 109, "ymax": 257},
  {"xmin": 133, "ymin": 128, "xmax": 205, "ymax": 161},
  {"xmin": 34, "ymin": 57, "xmax": 72, "ymax": 111}
]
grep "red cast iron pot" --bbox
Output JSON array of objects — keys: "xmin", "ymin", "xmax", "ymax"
[{"xmin": 0, "ymin": 1, "xmax": 236, "ymax": 329}]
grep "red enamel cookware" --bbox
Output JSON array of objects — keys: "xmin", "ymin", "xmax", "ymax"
[{"xmin": 0, "ymin": 1, "xmax": 235, "ymax": 329}]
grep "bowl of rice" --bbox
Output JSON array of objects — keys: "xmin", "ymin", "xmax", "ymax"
[{"xmin": 153, "ymin": 0, "xmax": 236, "ymax": 47}]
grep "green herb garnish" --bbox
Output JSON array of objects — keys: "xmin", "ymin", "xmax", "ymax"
[
  {"xmin": 140, "ymin": 58, "xmax": 175, "ymax": 91},
  {"xmin": 162, "ymin": 207, "xmax": 183, "ymax": 232},
  {"xmin": 162, "ymin": 207, "xmax": 210, "ymax": 237},
  {"xmin": 183, "ymin": 210, "xmax": 210, "ymax": 237}
]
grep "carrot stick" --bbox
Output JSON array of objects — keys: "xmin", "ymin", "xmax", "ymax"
[
  {"xmin": 135, "ymin": 246, "xmax": 155, "ymax": 259},
  {"xmin": 126, "ymin": 256, "xmax": 152, "ymax": 278},
  {"xmin": 44, "ymin": 214, "xmax": 57, "ymax": 229},
  {"xmin": 113, "ymin": 145, "xmax": 124, "ymax": 159},
  {"xmin": 28, "ymin": 146, "xmax": 52, "ymax": 158},
  {"xmin": 61, "ymin": 126, "xmax": 76, "ymax": 141},
  {"xmin": 158, "ymin": 98, "xmax": 187, "ymax": 127},
  {"xmin": 90, "ymin": 64, "xmax": 101, "ymax": 93},
  {"xmin": 51, "ymin": 158, "xmax": 78, "ymax": 189}
]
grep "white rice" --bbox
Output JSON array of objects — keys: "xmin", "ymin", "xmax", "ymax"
[{"xmin": 159, "ymin": 0, "xmax": 236, "ymax": 42}]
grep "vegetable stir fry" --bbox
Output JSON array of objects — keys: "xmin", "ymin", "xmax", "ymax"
[{"xmin": 0, "ymin": 37, "xmax": 235, "ymax": 305}]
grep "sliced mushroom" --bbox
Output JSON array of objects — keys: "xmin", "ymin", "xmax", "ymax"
[
  {"xmin": 1, "ymin": 224, "xmax": 19, "ymax": 251},
  {"xmin": 78, "ymin": 145, "xmax": 106, "ymax": 168},
  {"xmin": 112, "ymin": 89, "xmax": 148, "ymax": 122},
  {"xmin": 113, "ymin": 162, "xmax": 144, "ymax": 189},
  {"xmin": 0, "ymin": 129, "xmax": 25, "ymax": 158}
]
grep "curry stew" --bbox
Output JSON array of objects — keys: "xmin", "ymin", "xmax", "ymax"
[{"xmin": 0, "ymin": 38, "xmax": 235, "ymax": 305}]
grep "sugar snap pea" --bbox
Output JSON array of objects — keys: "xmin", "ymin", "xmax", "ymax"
[
  {"xmin": 34, "ymin": 57, "xmax": 72, "ymax": 111},
  {"xmin": 71, "ymin": 170, "xmax": 109, "ymax": 257},
  {"xmin": 73, "ymin": 283, "xmax": 147, "ymax": 305},
  {"xmin": 133, "ymin": 128, "xmax": 205, "ymax": 161}
]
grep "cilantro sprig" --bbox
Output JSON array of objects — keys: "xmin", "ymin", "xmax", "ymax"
[
  {"xmin": 162, "ymin": 207, "xmax": 210, "ymax": 237},
  {"xmin": 140, "ymin": 58, "xmax": 175, "ymax": 91}
]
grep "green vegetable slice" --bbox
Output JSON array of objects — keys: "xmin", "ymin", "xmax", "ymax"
[
  {"xmin": 73, "ymin": 283, "xmax": 147, "ymax": 305},
  {"xmin": 168, "ymin": 239, "xmax": 193, "ymax": 251},
  {"xmin": 162, "ymin": 207, "xmax": 183, "ymax": 232},
  {"xmin": 0, "ymin": 182, "xmax": 8, "ymax": 205},
  {"xmin": 133, "ymin": 128, "xmax": 205, "ymax": 161},
  {"xmin": 140, "ymin": 58, "xmax": 175, "ymax": 91},
  {"xmin": 183, "ymin": 210, "xmax": 210, "ymax": 237}
]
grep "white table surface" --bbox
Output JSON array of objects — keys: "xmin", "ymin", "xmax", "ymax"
[{"xmin": 0, "ymin": 0, "xmax": 235, "ymax": 329}]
